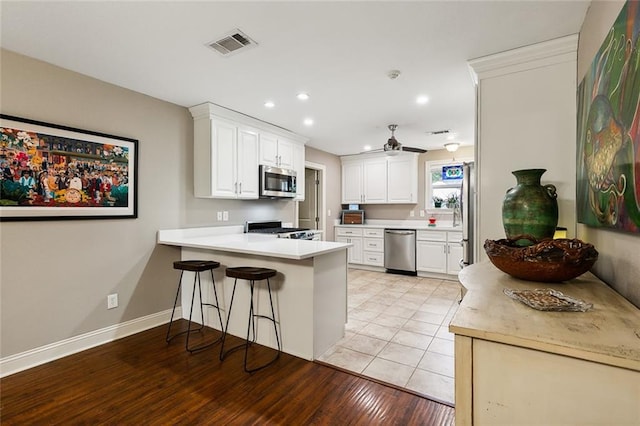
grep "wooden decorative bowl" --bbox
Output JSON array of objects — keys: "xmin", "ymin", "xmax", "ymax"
[{"xmin": 484, "ymin": 236, "xmax": 598, "ymax": 282}]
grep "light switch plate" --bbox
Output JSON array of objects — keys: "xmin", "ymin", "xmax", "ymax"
[
  {"xmin": 217, "ymin": 211, "xmax": 222, "ymax": 221},
  {"xmin": 223, "ymin": 211, "xmax": 229, "ymax": 221}
]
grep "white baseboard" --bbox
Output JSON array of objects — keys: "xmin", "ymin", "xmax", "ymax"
[{"xmin": 0, "ymin": 307, "xmax": 181, "ymax": 378}]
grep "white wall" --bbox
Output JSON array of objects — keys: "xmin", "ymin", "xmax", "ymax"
[
  {"xmin": 470, "ymin": 35, "xmax": 578, "ymax": 261},
  {"xmin": 577, "ymin": 1, "xmax": 639, "ymax": 308}
]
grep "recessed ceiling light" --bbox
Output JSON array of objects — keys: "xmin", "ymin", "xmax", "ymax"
[
  {"xmin": 416, "ymin": 95, "xmax": 429, "ymax": 105},
  {"xmin": 363, "ymin": 145, "xmax": 372, "ymax": 151},
  {"xmin": 297, "ymin": 93, "xmax": 310, "ymax": 101},
  {"xmin": 264, "ymin": 101, "xmax": 275, "ymax": 108},
  {"xmin": 303, "ymin": 118, "xmax": 314, "ymax": 126}
]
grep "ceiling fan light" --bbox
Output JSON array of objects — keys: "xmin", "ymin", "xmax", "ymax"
[{"xmin": 445, "ymin": 142, "xmax": 459, "ymax": 152}]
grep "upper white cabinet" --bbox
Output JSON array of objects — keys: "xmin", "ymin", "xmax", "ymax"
[
  {"xmin": 189, "ymin": 102, "xmax": 307, "ymax": 200},
  {"xmin": 341, "ymin": 153, "xmax": 417, "ymax": 204},
  {"xmin": 387, "ymin": 155, "xmax": 418, "ymax": 203},
  {"xmin": 259, "ymin": 134, "xmax": 295, "ymax": 169}
]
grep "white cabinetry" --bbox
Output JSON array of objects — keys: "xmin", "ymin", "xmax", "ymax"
[
  {"xmin": 341, "ymin": 157, "xmax": 387, "ymax": 204},
  {"xmin": 190, "ymin": 111, "xmax": 259, "ymax": 199},
  {"xmin": 447, "ymin": 231, "xmax": 463, "ymax": 275},
  {"xmin": 387, "ymin": 155, "xmax": 418, "ymax": 203},
  {"xmin": 416, "ymin": 230, "xmax": 447, "ymax": 274},
  {"xmin": 259, "ymin": 134, "xmax": 295, "ymax": 169},
  {"xmin": 335, "ymin": 227, "xmax": 363, "ymax": 264},
  {"xmin": 362, "ymin": 228, "xmax": 384, "ymax": 266},
  {"xmin": 341, "ymin": 153, "xmax": 417, "ymax": 204},
  {"xmin": 189, "ymin": 102, "xmax": 307, "ymax": 200}
]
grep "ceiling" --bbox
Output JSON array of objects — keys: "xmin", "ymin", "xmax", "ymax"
[{"xmin": 1, "ymin": 1, "xmax": 590, "ymax": 156}]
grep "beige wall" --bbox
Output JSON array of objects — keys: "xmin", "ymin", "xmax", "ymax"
[
  {"xmin": 362, "ymin": 146, "xmax": 474, "ymax": 220},
  {"xmin": 577, "ymin": 1, "xmax": 639, "ymax": 307},
  {"xmin": 0, "ymin": 49, "xmax": 295, "ymax": 358},
  {"xmin": 304, "ymin": 146, "xmax": 342, "ymax": 241}
]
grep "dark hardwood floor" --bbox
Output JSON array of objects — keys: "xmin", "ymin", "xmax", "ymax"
[{"xmin": 0, "ymin": 322, "xmax": 455, "ymax": 425}]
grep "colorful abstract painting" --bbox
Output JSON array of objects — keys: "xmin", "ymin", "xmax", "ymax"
[{"xmin": 577, "ymin": 1, "xmax": 640, "ymax": 233}]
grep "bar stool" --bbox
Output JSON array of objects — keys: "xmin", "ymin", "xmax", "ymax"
[
  {"xmin": 219, "ymin": 266, "xmax": 281, "ymax": 373},
  {"xmin": 166, "ymin": 260, "xmax": 224, "ymax": 353}
]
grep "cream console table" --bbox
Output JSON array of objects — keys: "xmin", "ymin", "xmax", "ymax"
[{"xmin": 450, "ymin": 262, "xmax": 640, "ymax": 426}]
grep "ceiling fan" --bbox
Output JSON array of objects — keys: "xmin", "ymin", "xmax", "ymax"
[{"xmin": 369, "ymin": 124, "xmax": 427, "ymax": 155}]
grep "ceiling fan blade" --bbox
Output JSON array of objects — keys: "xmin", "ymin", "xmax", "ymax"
[{"xmin": 402, "ymin": 146, "xmax": 427, "ymax": 153}]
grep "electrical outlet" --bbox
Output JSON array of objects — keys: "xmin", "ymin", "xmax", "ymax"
[
  {"xmin": 419, "ymin": 210, "xmax": 425, "ymax": 217},
  {"xmin": 107, "ymin": 293, "xmax": 118, "ymax": 310},
  {"xmin": 327, "ymin": 209, "xmax": 331, "ymax": 216},
  {"xmin": 217, "ymin": 211, "xmax": 222, "ymax": 221},
  {"xmin": 409, "ymin": 210, "xmax": 415, "ymax": 217},
  {"xmin": 223, "ymin": 211, "xmax": 229, "ymax": 221}
]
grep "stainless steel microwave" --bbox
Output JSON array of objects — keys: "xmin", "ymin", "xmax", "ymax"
[{"xmin": 259, "ymin": 165, "xmax": 297, "ymax": 198}]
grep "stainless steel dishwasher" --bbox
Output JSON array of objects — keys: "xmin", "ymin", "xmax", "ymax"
[{"xmin": 384, "ymin": 229, "xmax": 416, "ymax": 275}]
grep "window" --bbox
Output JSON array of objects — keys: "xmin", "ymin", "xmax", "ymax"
[{"xmin": 425, "ymin": 158, "xmax": 472, "ymax": 209}]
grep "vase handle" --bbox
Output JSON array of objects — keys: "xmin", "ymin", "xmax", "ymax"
[{"xmin": 544, "ymin": 184, "xmax": 557, "ymax": 199}]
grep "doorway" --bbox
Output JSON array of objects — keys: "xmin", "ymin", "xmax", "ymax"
[{"xmin": 297, "ymin": 161, "xmax": 325, "ymax": 239}]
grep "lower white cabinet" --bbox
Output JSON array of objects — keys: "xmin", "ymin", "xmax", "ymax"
[
  {"xmin": 447, "ymin": 231, "xmax": 463, "ymax": 275},
  {"xmin": 417, "ymin": 230, "xmax": 462, "ymax": 275},
  {"xmin": 335, "ymin": 227, "xmax": 364, "ymax": 264},
  {"xmin": 335, "ymin": 227, "xmax": 383, "ymax": 266}
]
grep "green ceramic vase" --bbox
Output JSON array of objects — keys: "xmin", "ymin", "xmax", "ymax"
[{"xmin": 502, "ymin": 169, "xmax": 558, "ymax": 244}]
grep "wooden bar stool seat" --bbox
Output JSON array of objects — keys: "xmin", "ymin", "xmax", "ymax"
[
  {"xmin": 166, "ymin": 260, "xmax": 225, "ymax": 353},
  {"xmin": 219, "ymin": 266, "xmax": 281, "ymax": 373}
]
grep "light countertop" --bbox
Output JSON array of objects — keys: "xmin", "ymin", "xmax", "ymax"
[
  {"xmin": 335, "ymin": 219, "xmax": 463, "ymax": 231},
  {"xmin": 157, "ymin": 226, "xmax": 350, "ymax": 260},
  {"xmin": 451, "ymin": 262, "xmax": 640, "ymax": 371}
]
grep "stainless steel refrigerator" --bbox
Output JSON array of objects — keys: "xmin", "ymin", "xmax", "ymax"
[{"xmin": 461, "ymin": 162, "xmax": 475, "ymax": 267}]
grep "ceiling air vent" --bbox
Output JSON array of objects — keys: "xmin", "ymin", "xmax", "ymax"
[
  {"xmin": 426, "ymin": 129, "xmax": 450, "ymax": 136},
  {"xmin": 207, "ymin": 29, "xmax": 257, "ymax": 57}
]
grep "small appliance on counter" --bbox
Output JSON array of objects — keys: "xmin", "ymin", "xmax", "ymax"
[
  {"xmin": 245, "ymin": 220, "xmax": 320, "ymax": 240},
  {"xmin": 340, "ymin": 210, "xmax": 364, "ymax": 224}
]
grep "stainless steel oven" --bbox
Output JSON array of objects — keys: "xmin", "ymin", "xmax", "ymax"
[{"xmin": 259, "ymin": 165, "xmax": 297, "ymax": 198}]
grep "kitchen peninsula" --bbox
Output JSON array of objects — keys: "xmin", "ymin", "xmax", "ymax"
[{"xmin": 157, "ymin": 226, "xmax": 351, "ymax": 360}]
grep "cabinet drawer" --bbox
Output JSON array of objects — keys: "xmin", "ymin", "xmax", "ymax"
[
  {"xmin": 335, "ymin": 227, "xmax": 363, "ymax": 237},
  {"xmin": 363, "ymin": 228, "xmax": 384, "ymax": 237},
  {"xmin": 363, "ymin": 251, "xmax": 384, "ymax": 266},
  {"xmin": 363, "ymin": 238, "xmax": 384, "ymax": 252},
  {"xmin": 448, "ymin": 231, "xmax": 463, "ymax": 243},
  {"xmin": 417, "ymin": 230, "xmax": 447, "ymax": 242}
]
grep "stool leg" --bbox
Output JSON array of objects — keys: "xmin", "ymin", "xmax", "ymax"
[
  {"xmin": 243, "ymin": 280, "xmax": 255, "ymax": 371},
  {"xmin": 266, "ymin": 277, "xmax": 281, "ymax": 352},
  {"xmin": 210, "ymin": 269, "xmax": 225, "ymax": 334},
  {"xmin": 184, "ymin": 271, "xmax": 200, "ymax": 351},
  {"xmin": 219, "ymin": 278, "xmax": 238, "ymax": 361},
  {"xmin": 166, "ymin": 270, "xmax": 185, "ymax": 343}
]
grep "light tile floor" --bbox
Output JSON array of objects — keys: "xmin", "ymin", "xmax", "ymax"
[{"xmin": 318, "ymin": 269, "xmax": 460, "ymax": 405}]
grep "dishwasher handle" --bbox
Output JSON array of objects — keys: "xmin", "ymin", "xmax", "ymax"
[{"xmin": 384, "ymin": 229, "xmax": 415, "ymax": 235}]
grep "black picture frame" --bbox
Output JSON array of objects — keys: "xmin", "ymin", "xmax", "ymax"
[{"xmin": 0, "ymin": 114, "xmax": 138, "ymax": 221}]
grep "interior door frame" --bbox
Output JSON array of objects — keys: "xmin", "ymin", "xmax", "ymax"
[{"xmin": 295, "ymin": 161, "xmax": 326, "ymax": 240}]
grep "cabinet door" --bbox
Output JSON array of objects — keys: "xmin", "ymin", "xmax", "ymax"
[
  {"xmin": 258, "ymin": 133, "xmax": 279, "ymax": 166},
  {"xmin": 416, "ymin": 241, "xmax": 447, "ymax": 273},
  {"xmin": 447, "ymin": 242, "xmax": 464, "ymax": 275},
  {"xmin": 277, "ymin": 138, "xmax": 295, "ymax": 169},
  {"xmin": 363, "ymin": 158, "xmax": 387, "ymax": 203},
  {"xmin": 387, "ymin": 155, "xmax": 418, "ymax": 203},
  {"xmin": 342, "ymin": 161, "xmax": 363, "ymax": 204},
  {"xmin": 336, "ymin": 236, "xmax": 362, "ymax": 264},
  {"xmin": 237, "ymin": 127, "xmax": 260, "ymax": 199},
  {"xmin": 210, "ymin": 119, "xmax": 238, "ymax": 198},
  {"xmin": 293, "ymin": 142, "xmax": 305, "ymax": 201}
]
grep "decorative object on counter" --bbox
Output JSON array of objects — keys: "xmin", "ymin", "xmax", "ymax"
[
  {"xmin": 428, "ymin": 216, "xmax": 436, "ymax": 226},
  {"xmin": 446, "ymin": 192, "xmax": 459, "ymax": 209},
  {"xmin": 484, "ymin": 236, "xmax": 598, "ymax": 282},
  {"xmin": 341, "ymin": 210, "xmax": 364, "ymax": 224},
  {"xmin": 502, "ymin": 169, "xmax": 558, "ymax": 245},
  {"xmin": 432, "ymin": 196, "xmax": 443, "ymax": 208},
  {"xmin": 503, "ymin": 288, "xmax": 593, "ymax": 312}
]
